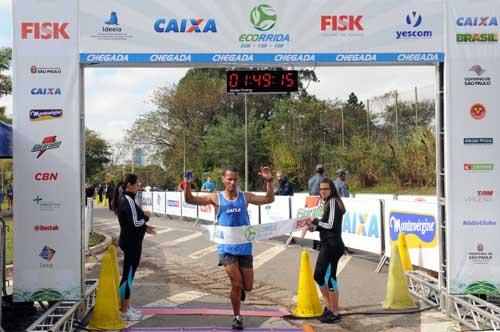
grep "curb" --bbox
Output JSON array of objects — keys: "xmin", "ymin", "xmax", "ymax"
[{"xmin": 5, "ymin": 231, "xmax": 111, "ymax": 279}]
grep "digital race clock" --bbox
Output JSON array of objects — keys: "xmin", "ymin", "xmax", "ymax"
[{"xmin": 226, "ymin": 70, "xmax": 298, "ymax": 94}]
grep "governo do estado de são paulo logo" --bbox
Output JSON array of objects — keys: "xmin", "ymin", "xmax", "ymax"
[{"xmin": 465, "ymin": 65, "xmax": 492, "ymax": 86}]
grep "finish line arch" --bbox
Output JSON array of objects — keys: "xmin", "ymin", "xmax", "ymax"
[{"xmin": 11, "ymin": 0, "xmax": 499, "ymax": 313}]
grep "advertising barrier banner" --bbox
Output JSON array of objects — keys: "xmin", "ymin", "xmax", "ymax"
[
  {"xmin": 141, "ymin": 192, "xmax": 153, "ymax": 212},
  {"xmin": 384, "ymin": 200, "xmax": 439, "ymax": 271},
  {"xmin": 197, "ymin": 192, "xmax": 216, "ymax": 222},
  {"xmin": 181, "ymin": 193, "xmax": 198, "ymax": 219},
  {"xmin": 260, "ymin": 196, "xmax": 290, "ymax": 224},
  {"xmin": 166, "ymin": 192, "xmax": 182, "ymax": 216},
  {"xmin": 79, "ymin": 0, "xmax": 444, "ymax": 64},
  {"xmin": 152, "ymin": 192, "xmax": 166, "ymax": 214}
]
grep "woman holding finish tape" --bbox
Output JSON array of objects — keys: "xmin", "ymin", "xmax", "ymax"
[{"xmin": 306, "ymin": 178, "xmax": 346, "ymax": 324}]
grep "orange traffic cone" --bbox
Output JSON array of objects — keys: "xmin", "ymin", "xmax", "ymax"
[
  {"xmin": 89, "ymin": 252, "xmax": 126, "ymax": 330},
  {"xmin": 292, "ymin": 250, "xmax": 322, "ymax": 318}
]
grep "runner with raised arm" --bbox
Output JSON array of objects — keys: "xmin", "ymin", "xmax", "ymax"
[{"xmin": 184, "ymin": 166, "xmax": 274, "ymax": 330}]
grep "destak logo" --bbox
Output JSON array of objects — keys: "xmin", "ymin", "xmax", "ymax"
[
  {"xmin": 34, "ymin": 224, "xmax": 60, "ymax": 231},
  {"xmin": 470, "ymin": 103, "xmax": 486, "ymax": 120},
  {"xmin": 396, "ymin": 11, "xmax": 432, "ymax": 39},
  {"xmin": 34, "ymin": 172, "xmax": 59, "ymax": 181},
  {"xmin": 31, "ymin": 136, "xmax": 62, "ymax": 158},
  {"xmin": 320, "ymin": 15, "xmax": 364, "ymax": 32},
  {"xmin": 154, "ymin": 18, "xmax": 217, "ymax": 33},
  {"xmin": 21, "ymin": 22, "xmax": 69, "ymax": 39},
  {"xmin": 465, "ymin": 65, "xmax": 492, "ymax": 86}
]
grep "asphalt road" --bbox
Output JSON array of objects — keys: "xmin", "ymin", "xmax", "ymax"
[{"xmin": 86, "ymin": 207, "xmax": 462, "ymax": 332}]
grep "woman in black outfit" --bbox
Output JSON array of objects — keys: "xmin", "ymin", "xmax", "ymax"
[
  {"xmin": 112, "ymin": 174, "xmax": 156, "ymax": 321},
  {"xmin": 307, "ymin": 178, "xmax": 346, "ymax": 324}
]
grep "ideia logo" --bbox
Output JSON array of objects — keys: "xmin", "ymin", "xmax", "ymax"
[
  {"xmin": 320, "ymin": 16, "xmax": 364, "ymax": 31},
  {"xmin": 464, "ymin": 163, "xmax": 494, "ymax": 171},
  {"xmin": 239, "ymin": 4, "xmax": 289, "ymax": 45},
  {"xmin": 465, "ymin": 65, "xmax": 492, "ymax": 86},
  {"xmin": 31, "ymin": 65, "xmax": 61, "ymax": 74},
  {"xmin": 21, "ymin": 22, "xmax": 69, "ymax": 39},
  {"xmin": 470, "ymin": 103, "xmax": 486, "ymax": 120},
  {"xmin": 39, "ymin": 245, "xmax": 56, "ymax": 262},
  {"xmin": 32, "ymin": 136, "xmax": 62, "ymax": 158},
  {"xmin": 30, "ymin": 109, "xmax": 63, "ymax": 121},
  {"xmin": 31, "ymin": 88, "xmax": 61, "ymax": 96},
  {"xmin": 91, "ymin": 11, "xmax": 132, "ymax": 41},
  {"xmin": 154, "ymin": 18, "xmax": 217, "ymax": 33},
  {"xmin": 464, "ymin": 190, "xmax": 494, "ymax": 203},
  {"xmin": 396, "ymin": 11, "xmax": 432, "ymax": 39}
]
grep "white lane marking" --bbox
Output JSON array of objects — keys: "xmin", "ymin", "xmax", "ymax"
[
  {"xmin": 337, "ymin": 255, "xmax": 352, "ymax": 275},
  {"xmin": 156, "ymin": 232, "xmax": 202, "ymax": 247},
  {"xmin": 128, "ymin": 290, "xmax": 209, "ymax": 327},
  {"xmin": 253, "ymin": 245, "xmax": 287, "ymax": 270},
  {"xmin": 93, "ymin": 219, "xmax": 117, "ymax": 226},
  {"xmin": 155, "ymin": 228, "xmax": 176, "ymax": 235},
  {"xmin": 97, "ymin": 224, "xmax": 120, "ymax": 231},
  {"xmin": 188, "ymin": 245, "xmax": 218, "ymax": 260}
]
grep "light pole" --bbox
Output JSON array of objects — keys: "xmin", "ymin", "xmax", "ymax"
[{"xmin": 244, "ymin": 94, "xmax": 248, "ymax": 192}]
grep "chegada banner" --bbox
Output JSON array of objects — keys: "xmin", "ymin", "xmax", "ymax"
[
  {"xmin": 13, "ymin": 0, "xmax": 82, "ymax": 301},
  {"xmin": 79, "ymin": 0, "xmax": 444, "ymax": 65},
  {"xmin": 445, "ymin": 0, "xmax": 500, "ymax": 294}
]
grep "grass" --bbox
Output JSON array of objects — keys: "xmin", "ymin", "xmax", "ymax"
[{"xmin": 88, "ymin": 232, "xmax": 106, "ymax": 247}]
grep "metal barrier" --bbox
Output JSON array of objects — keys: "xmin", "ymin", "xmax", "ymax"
[{"xmin": 0, "ymin": 217, "xmax": 4, "ymax": 332}]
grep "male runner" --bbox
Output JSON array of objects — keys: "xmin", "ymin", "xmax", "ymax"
[{"xmin": 184, "ymin": 166, "xmax": 274, "ymax": 330}]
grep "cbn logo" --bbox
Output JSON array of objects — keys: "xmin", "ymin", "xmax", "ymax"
[
  {"xmin": 245, "ymin": 227, "xmax": 256, "ymax": 241},
  {"xmin": 250, "ymin": 4, "xmax": 277, "ymax": 31}
]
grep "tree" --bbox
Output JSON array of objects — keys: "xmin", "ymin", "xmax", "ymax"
[
  {"xmin": 85, "ymin": 128, "xmax": 111, "ymax": 181},
  {"xmin": 0, "ymin": 48, "xmax": 12, "ymax": 98}
]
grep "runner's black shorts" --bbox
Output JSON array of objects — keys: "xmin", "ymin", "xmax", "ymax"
[{"xmin": 218, "ymin": 254, "xmax": 253, "ymax": 268}]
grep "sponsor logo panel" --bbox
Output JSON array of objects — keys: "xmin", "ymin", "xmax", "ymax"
[
  {"xmin": 167, "ymin": 200, "xmax": 179, "ymax": 207},
  {"xmin": 32, "ymin": 136, "xmax": 62, "ymax": 158},
  {"xmin": 464, "ymin": 137, "xmax": 493, "ymax": 144},
  {"xmin": 21, "ymin": 22, "xmax": 70, "ymax": 40},
  {"xmin": 388, "ymin": 211, "xmax": 437, "ymax": 248},
  {"xmin": 456, "ymin": 16, "xmax": 498, "ymax": 43},
  {"xmin": 396, "ymin": 11, "xmax": 432, "ymax": 40},
  {"xmin": 91, "ymin": 12, "xmax": 133, "ymax": 40},
  {"xmin": 464, "ymin": 163, "xmax": 494, "ymax": 171},
  {"xmin": 470, "ymin": 103, "xmax": 486, "ymax": 120},
  {"xmin": 239, "ymin": 4, "xmax": 289, "ymax": 49},
  {"xmin": 30, "ymin": 109, "xmax": 63, "ymax": 121},
  {"xmin": 31, "ymin": 65, "xmax": 61, "ymax": 74},
  {"xmin": 464, "ymin": 190, "xmax": 494, "ymax": 203},
  {"xmin": 39, "ymin": 245, "xmax": 56, "ymax": 268},
  {"xmin": 154, "ymin": 18, "xmax": 217, "ymax": 33},
  {"xmin": 468, "ymin": 243, "xmax": 493, "ymax": 265},
  {"xmin": 34, "ymin": 172, "xmax": 58, "ymax": 181},
  {"xmin": 463, "ymin": 219, "xmax": 497, "ymax": 226},
  {"xmin": 31, "ymin": 88, "xmax": 61, "ymax": 96},
  {"xmin": 465, "ymin": 65, "xmax": 492, "ymax": 86},
  {"xmin": 34, "ymin": 225, "xmax": 60, "ymax": 231},
  {"xmin": 33, "ymin": 195, "xmax": 61, "ymax": 211}
]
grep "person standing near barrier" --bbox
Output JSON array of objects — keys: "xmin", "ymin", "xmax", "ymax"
[
  {"xmin": 275, "ymin": 170, "xmax": 293, "ymax": 196},
  {"xmin": 201, "ymin": 175, "xmax": 216, "ymax": 192},
  {"xmin": 308, "ymin": 164, "xmax": 325, "ymax": 251},
  {"xmin": 334, "ymin": 169, "xmax": 350, "ymax": 198},
  {"xmin": 106, "ymin": 181, "xmax": 115, "ymax": 210},
  {"xmin": 184, "ymin": 166, "xmax": 274, "ymax": 330},
  {"xmin": 306, "ymin": 178, "xmax": 346, "ymax": 324},
  {"xmin": 112, "ymin": 173, "xmax": 157, "ymax": 321}
]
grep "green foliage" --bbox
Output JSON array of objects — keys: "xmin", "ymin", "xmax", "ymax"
[
  {"xmin": 85, "ymin": 128, "xmax": 111, "ymax": 181},
  {"xmin": 0, "ymin": 47, "xmax": 12, "ymax": 99}
]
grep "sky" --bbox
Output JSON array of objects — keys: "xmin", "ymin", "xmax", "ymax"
[{"xmin": 0, "ymin": 0, "xmax": 436, "ymax": 144}]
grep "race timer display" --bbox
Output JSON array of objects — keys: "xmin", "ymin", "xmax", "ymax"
[{"xmin": 226, "ymin": 70, "xmax": 298, "ymax": 94}]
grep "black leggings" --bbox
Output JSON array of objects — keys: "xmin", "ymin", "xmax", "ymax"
[
  {"xmin": 314, "ymin": 239, "xmax": 344, "ymax": 291},
  {"xmin": 119, "ymin": 245, "xmax": 142, "ymax": 300}
]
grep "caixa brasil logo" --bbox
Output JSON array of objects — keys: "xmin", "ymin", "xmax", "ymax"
[
  {"xmin": 154, "ymin": 18, "xmax": 217, "ymax": 33},
  {"xmin": 31, "ymin": 88, "xmax": 61, "ymax": 96},
  {"xmin": 389, "ymin": 211, "xmax": 437, "ymax": 248},
  {"xmin": 21, "ymin": 22, "xmax": 69, "ymax": 39},
  {"xmin": 30, "ymin": 109, "xmax": 63, "ymax": 122},
  {"xmin": 32, "ymin": 136, "xmax": 62, "ymax": 158},
  {"xmin": 396, "ymin": 11, "xmax": 432, "ymax": 39},
  {"xmin": 239, "ymin": 4, "xmax": 289, "ymax": 48},
  {"xmin": 456, "ymin": 16, "xmax": 498, "ymax": 43}
]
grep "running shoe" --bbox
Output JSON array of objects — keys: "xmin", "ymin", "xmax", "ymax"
[
  {"xmin": 129, "ymin": 305, "xmax": 143, "ymax": 316},
  {"xmin": 232, "ymin": 315, "xmax": 244, "ymax": 330},
  {"xmin": 121, "ymin": 308, "xmax": 143, "ymax": 321},
  {"xmin": 321, "ymin": 312, "xmax": 341, "ymax": 324}
]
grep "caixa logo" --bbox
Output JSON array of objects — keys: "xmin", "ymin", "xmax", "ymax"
[
  {"xmin": 154, "ymin": 18, "xmax": 217, "ymax": 33},
  {"xmin": 31, "ymin": 88, "xmax": 61, "ymax": 96},
  {"xmin": 389, "ymin": 211, "xmax": 437, "ymax": 248},
  {"xmin": 456, "ymin": 16, "xmax": 498, "ymax": 27},
  {"xmin": 21, "ymin": 22, "xmax": 69, "ymax": 39},
  {"xmin": 342, "ymin": 211, "xmax": 380, "ymax": 238}
]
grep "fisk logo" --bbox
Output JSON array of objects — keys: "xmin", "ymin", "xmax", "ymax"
[
  {"xmin": 21, "ymin": 22, "xmax": 69, "ymax": 39},
  {"xmin": 456, "ymin": 16, "xmax": 498, "ymax": 27},
  {"xmin": 321, "ymin": 16, "xmax": 364, "ymax": 31},
  {"xmin": 389, "ymin": 211, "xmax": 437, "ymax": 248},
  {"xmin": 154, "ymin": 18, "xmax": 217, "ymax": 33},
  {"xmin": 32, "ymin": 136, "xmax": 62, "ymax": 158},
  {"xmin": 35, "ymin": 172, "xmax": 58, "ymax": 181}
]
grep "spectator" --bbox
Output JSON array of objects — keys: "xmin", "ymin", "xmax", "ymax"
[
  {"xmin": 334, "ymin": 169, "xmax": 350, "ymax": 198},
  {"xmin": 6, "ymin": 185, "xmax": 13, "ymax": 210},
  {"xmin": 275, "ymin": 170, "xmax": 293, "ymax": 196},
  {"xmin": 97, "ymin": 184, "xmax": 104, "ymax": 203},
  {"xmin": 308, "ymin": 164, "xmax": 325, "ymax": 196},
  {"xmin": 201, "ymin": 175, "xmax": 216, "ymax": 192},
  {"xmin": 106, "ymin": 181, "xmax": 115, "ymax": 210}
]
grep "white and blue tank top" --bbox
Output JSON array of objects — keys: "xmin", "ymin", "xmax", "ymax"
[{"xmin": 216, "ymin": 191, "xmax": 252, "ymax": 256}]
